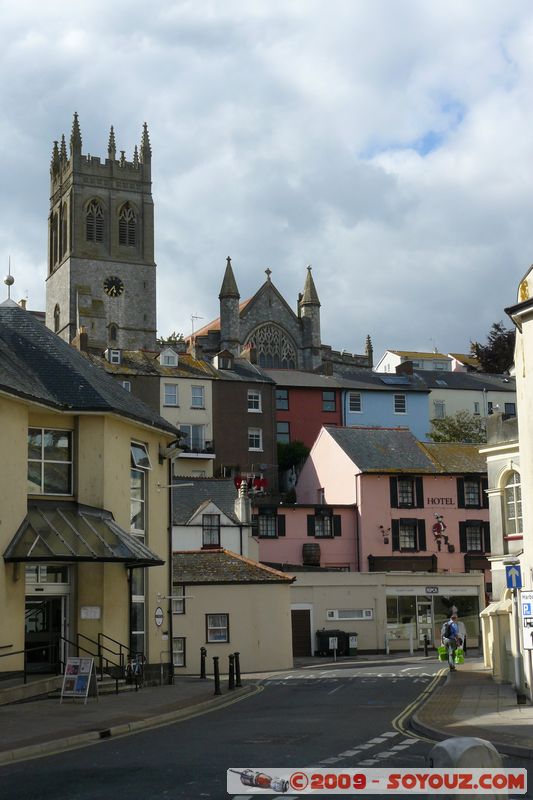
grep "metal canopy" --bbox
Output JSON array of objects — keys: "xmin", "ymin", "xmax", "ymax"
[{"xmin": 3, "ymin": 502, "xmax": 164, "ymax": 567}]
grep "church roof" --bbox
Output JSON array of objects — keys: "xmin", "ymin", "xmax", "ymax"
[
  {"xmin": 0, "ymin": 304, "xmax": 177, "ymax": 434},
  {"xmin": 188, "ymin": 299, "xmax": 252, "ymax": 339}
]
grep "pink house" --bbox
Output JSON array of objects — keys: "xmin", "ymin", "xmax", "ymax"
[
  {"xmin": 254, "ymin": 504, "xmax": 358, "ymax": 571},
  {"xmin": 296, "ymin": 426, "xmax": 491, "ymax": 589}
]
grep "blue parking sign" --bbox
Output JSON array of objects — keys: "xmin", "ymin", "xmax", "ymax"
[{"xmin": 523, "ymin": 602, "xmax": 532, "ymax": 617}]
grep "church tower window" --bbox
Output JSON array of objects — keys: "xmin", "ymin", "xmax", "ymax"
[
  {"xmin": 50, "ymin": 212, "xmax": 59, "ymax": 268},
  {"xmin": 109, "ymin": 324, "xmax": 118, "ymax": 342},
  {"xmin": 118, "ymin": 203, "xmax": 136, "ymax": 247},
  {"xmin": 86, "ymin": 200, "xmax": 104, "ymax": 243},
  {"xmin": 248, "ymin": 324, "xmax": 297, "ymax": 369},
  {"xmin": 60, "ymin": 203, "xmax": 68, "ymax": 259},
  {"xmin": 54, "ymin": 304, "xmax": 60, "ymax": 333}
]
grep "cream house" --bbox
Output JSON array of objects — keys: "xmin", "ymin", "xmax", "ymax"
[{"xmin": 0, "ymin": 301, "xmax": 179, "ymax": 684}]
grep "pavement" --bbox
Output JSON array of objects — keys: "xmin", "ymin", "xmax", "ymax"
[{"xmin": 0, "ymin": 654, "xmax": 531, "ymax": 765}]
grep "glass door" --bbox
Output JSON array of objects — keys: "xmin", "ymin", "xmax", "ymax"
[
  {"xmin": 416, "ymin": 600, "xmax": 433, "ymax": 647},
  {"xmin": 25, "ymin": 597, "xmax": 63, "ymax": 673}
]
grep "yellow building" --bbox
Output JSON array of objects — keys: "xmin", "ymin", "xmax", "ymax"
[{"xmin": 0, "ymin": 301, "xmax": 179, "ymax": 683}]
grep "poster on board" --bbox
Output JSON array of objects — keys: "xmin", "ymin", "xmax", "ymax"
[{"xmin": 60, "ymin": 657, "xmax": 98, "ymax": 704}]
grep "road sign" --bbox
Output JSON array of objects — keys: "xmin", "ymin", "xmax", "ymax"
[
  {"xmin": 506, "ymin": 564, "xmax": 522, "ymax": 589},
  {"xmin": 521, "ymin": 590, "xmax": 533, "ymax": 651},
  {"xmin": 329, "ymin": 636, "xmax": 338, "ymax": 651}
]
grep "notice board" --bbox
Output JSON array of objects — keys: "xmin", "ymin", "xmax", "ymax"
[{"xmin": 60, "ymin": 656, "xmax": 98, "ymax": 704}]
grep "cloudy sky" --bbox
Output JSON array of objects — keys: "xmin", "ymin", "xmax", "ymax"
[{"xmin": 1, "ymin": 1, "xmax": 532, "ymax": 362}]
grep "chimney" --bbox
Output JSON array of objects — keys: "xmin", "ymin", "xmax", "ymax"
[
  {"xmin": 72, "ymin": 326, "xmax": 89, "ymax": 353},
  {"xmin": 18, "ymin": 299, "xmax": 27, "ymax": 310},
  {"xmin": 234, "ymin": 480, "xmax": 251, "ymax": 524},
  {"xmin": 188, "ymin": 338, "xmax": 203, "ymax": 360},
  {"xmin": 396, "ymin": 360, "xmax": 413, "ymax": 376}
]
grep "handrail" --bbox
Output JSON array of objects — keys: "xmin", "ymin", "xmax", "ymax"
[
  {"xmin": 76, "ymin": 633, "xmax": 122, "ymax": 692},
  {"xmin": 0, "ymin": 644, "xmax": 13, "ymax": 651}
]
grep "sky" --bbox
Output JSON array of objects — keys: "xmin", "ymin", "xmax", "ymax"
[{"xmin": 1, "ymin": 0, "xmax": 532, "ymax": 363}]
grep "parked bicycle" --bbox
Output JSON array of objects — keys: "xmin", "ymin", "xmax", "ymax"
[{"xmin": 125, "ymin": 652, "xmax": 146, "ymax": 687}]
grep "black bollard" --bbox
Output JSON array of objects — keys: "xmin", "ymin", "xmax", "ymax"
[
  {"xmin": 423, "ymin": 634, "xmax": 429, "ymax": 658},
  {"xmin": 234, "ymin": 651, "xmax": 242, "ymax": 687},
  {"xmin": 200, "ymin": 647, "xmax": 207, "ymax": 679},
  {"xmin": 213, "ymin": 656, "xmax": 221, "ymax": 696},
  {"xmin": 228, "ymin": 653, "xmax": 235, "ymax": 690}
]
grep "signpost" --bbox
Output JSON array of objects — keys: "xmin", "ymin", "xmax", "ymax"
[
  {"xmin": 60, "ymin": 657, "xmax": 98, "ymax": 704},
  {"xmin": 506, "ymin": 564, "xmax": 522, "ymax": 590},
  {"xmin": 329, "ymin": 636, "xmax": 338, "ymax": 662},
  {"xmin": 521, "ymin": 590, "xmax": 533, "ymax": 651}
]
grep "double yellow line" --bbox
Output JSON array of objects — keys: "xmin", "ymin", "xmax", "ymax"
[{"xmin": 392, "ymin": 668, "xmax": 447, "ymax": 742}]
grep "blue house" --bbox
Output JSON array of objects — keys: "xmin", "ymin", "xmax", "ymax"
[{"xmin": 339, "ymin": 370, "xmax": 430, "ymax": 441}]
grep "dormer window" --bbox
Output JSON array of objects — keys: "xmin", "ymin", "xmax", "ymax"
[
  {"xmin": 105, "ymin": 349, "xmax": 121, "ymax": 365},
  {"xmin": 159, "ymin": 348, "xmax": 178, "ymax": 367}
]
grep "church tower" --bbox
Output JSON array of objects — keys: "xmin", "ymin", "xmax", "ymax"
[
  {"xmin": 299, "ymin": 265, "xmax": 322, "ymax": 370},
  {"xmin": 219, "ymin": 256, "xmax": 241, "ymax": 355},
  {"xmin": 45, "ymin": 114, "xmax": 156, "ymax": 351}
]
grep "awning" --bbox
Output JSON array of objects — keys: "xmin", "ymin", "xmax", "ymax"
[{"xmin": 3, "ymin": 502, "xmax": 164, "ymax": 567}]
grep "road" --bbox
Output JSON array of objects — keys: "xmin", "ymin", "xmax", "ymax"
[{"xmin": 0, "ymin": 658, "xmax": 531, "ymax": 799}]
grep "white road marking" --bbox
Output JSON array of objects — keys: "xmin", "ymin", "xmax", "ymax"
[
  {"xmin": 320, "ymin": 757, "xmax": 342, "ymax": 764},
  {"xmin": 339, "ymin": 749, "xmax": 361, "ymax": 756},
  {"xmin": 400, "ymin": 738, "xmax": 417, "ymax": 745},
  {"xmin": 357, "ymin": 743, "xmax": 374, "ymax": 750},
  {"xmin": 367, "ymin": 737, "xmax": 387, "ymax": 744},
  {"xmin": 358, "ymin": 759, "xmax": 379, "ymax": 765},
  {"xmin": 376, "ymin": 751, "xmax": 395, "ymax": 758},
  {"xmin": 328, "ymin": 684, "xmax": 344, "ymax": 694},
  {"xmin": 381, "ymin": 731, "xmax": 399, "ymax": 738},
  {"xmin": 391, "ymin": 744, "xmax": 411, "ymax": 750}
]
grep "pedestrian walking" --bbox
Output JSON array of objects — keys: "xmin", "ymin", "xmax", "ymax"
[{"xmin": 441, "ymin": 613, "xmax": 462, "ymax": 671}]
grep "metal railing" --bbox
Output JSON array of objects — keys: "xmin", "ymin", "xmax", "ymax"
[{"xmin": 0, "ymin": 633, "xmax": 139, "ymax": 694}]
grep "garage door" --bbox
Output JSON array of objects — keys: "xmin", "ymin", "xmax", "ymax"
[{"xmin": 291, "ymin": 609, "xmax": 311, "ymax": 657}]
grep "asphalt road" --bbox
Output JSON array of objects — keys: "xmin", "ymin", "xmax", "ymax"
[{"xmin": 0, "ymin": 658, "xmax": 531, "ymax": 800}]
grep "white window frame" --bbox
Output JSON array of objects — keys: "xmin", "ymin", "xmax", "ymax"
[
  {"xmin": 394, "ymin": 394, "xmax": 407, "ymax": 414},
  {"xmin": 348, "ymin": 392, "xmax": 362, "ymax": 413},
  {"xmin": 248, "ymin": 427, "xmax": 263, "ymax": 451},
  {"xmin": 247, "ymin": 389, "xmax": 262, "ymax": 413},
  {"xmin": 191, "ymin": 385, "xmax": 205, "ymax": 409},
  {"xmin": 433, "ymin": 399, "xmax": 445, "ymax": 419},
  {"xmin": 504, "ymin": 471, "xmax": 523, "ymax": 536},
  {"xmin": 122, "ymin": 380, "xmax": 131, "ymax": 392},
  {"xmin": 172, "ymin": 636, "xmax": 185, "ymax": 667},
  {"xmin": 473, "ymin": 401, "xmax": 480, "ymax": 415},
  {"xmin": 171, "ymin": 585, "xmax": 185, "ymax": 614},
  {"xmin": 178, "ymin": 423, "xmax": 206, "ymax": 451},
  {"xmin": 164, "ymin": 383, "xmax": 179, "ymax": 406},
  {"xmin": 206, "ymin": 613, "xmax": 229, "ymax": 643},
  {"xmin": 27, "ymin": 428, "xmax": 73, "ymax": 496}
]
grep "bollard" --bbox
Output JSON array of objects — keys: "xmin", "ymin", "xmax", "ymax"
[
  {"xmin": 213, "ymin": 656, "xmax": 221, "ymax": 696},
  {"xmin": 200, "ymin": 646, "xmax": 207, "ymax": 679},
  {"xmin": 228, "ymin": 653, "xmax": 235, "ymax": 690},
  {"xmin": 423, "ymin": 634, "xmax": 429, "ymax": 658},
  {"xmin": 427, "ymin": 737, "xmax": 505, "ymax": 800},
  {"xmin": 234, "ymin": 651, "xmax": 242, "ymax": 687}
]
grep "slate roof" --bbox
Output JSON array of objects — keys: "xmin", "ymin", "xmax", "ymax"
[
  {"xmin": 264, "ymin": 368, "xmax": 428, "ymax": 393},
  {"xmin": 414, "ymin": 370, "xmax": 515, "ymax": 392},
  {"xmin": 0, "ymin": 303, "xmax": 177, "ymax": 434},
  {"xmin": 324, "ymin": 426, "xmax": 487, "ymax": 475},
  {"xmin": 172, "ymin": 549, "xmax": 294, "ymax": 584},
  {"xmin": 325, "ymin": 427, "xmax": 435, "ymax": 473},
  {"xmin": 420, "ymin": 442, "xmax": 488, "ymax": 474},
  {"xmin": 172, "ymin": 478, "xmax": 241, "ymax": 524},
  {"xmin": 85, "ymin": 349, "xmax": 218, "ymax": 379},
  {"xmin": 214, "ymin": 358, "xmax": 275, "ymax": 384}
]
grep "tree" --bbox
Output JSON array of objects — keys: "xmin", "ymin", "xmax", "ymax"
[
  {"xmin": 427, "ymin": 410, "xmax": 487, "ymax": 444},
  {"xmin": 277, "ymin": 440, "xmax": 310, "ymax": 472},
  {"xmin": 471, "ymin": 321, "xmax": 515, "ymax": 374}
]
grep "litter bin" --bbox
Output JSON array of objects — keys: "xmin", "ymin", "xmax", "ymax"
[
  {"xmin": 348, "ymin": 633, "xmax": 358, "ymax": 656},
  {"xmin": 315, "ymin": 629, "xmax": 348, "ymax": 657}
]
